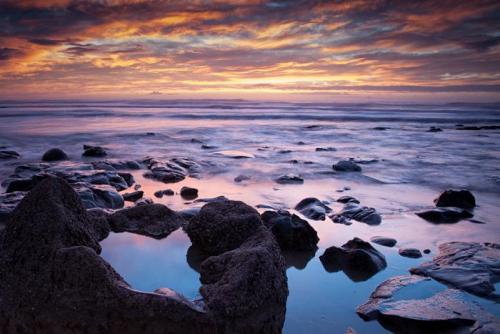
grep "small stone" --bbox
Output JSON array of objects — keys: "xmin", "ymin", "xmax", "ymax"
[
  {"xmin": 370, "ymin": 236, "xmax": 397, "ymax": 247},
  {"xmin": 399, "ymin": 248, "xmax": 422, "ymax": 258}
]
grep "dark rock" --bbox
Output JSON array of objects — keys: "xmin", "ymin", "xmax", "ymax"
[
  {"xmin": 73, "ymin": 182, "xmax": 124, "ymax": 209},
  {"xmin": 410, "ymin": 242, "xmax": 500, "ymax": 297},
  {"xmin": 320, "ymin": 238, "xmax": 387, "ymax": 281},
  {"xmin": 178, "ymin": 207, "xmax": 201, "ymax": 221},
  {"xmin": 304, "ymin": 125, "xmax": 321, "ymax": 129},
  {"xmin": 186, "ymin": 200, "xmax": 262, "ymax": 255},
  {"xmin": 353, "ymin": 158, "xmax": 379, "ymax": 165},
  {"xmin": 0, "ymin": 177, "xmax": 216, "ymax": 332},
  {"xmin": 333, "ymin": 160, "xmax": 362, "ymax": 172},
  {"xmin": 296, "ymin": 141, "xmax": 306, "ymax": 145},
  {"xmin": 315, "ymin": 147, "xmax": 336, "ymax": 152},
  {"xmin": 86, "ymin": 208, "xmax": 112, "ymax": 241},
  {"xmin": 373, "ymin": 126, "xmax": 389, "ymax": 131},
  {"xmin": 108, "ymin": 203, "xmax": 184, "ymax": 239},
  {"xmin": 234, "ymin": 174, "xmax": 251, "ymax": 183},
  {"xmin": 278, "ymin": 149, "xmax": 292, "ymax": 154},
  {"xmin": 416, "ymin": 207, "xmax": 473, "ymax": 224},
  {"xmin": 275, "ymin": 174, "xmax": 304, "ymax": 184},
  {"xmin": 122, "ymin": 190, "xmax": 144, "ymax": 202},
  {"xmin": 0, "ymin": 191, "xmax": 25, "ymax": 223},
  {"xmin": 331, "ymin": 215, "xmax": 352, "ymax": 225},
  {"xmin": 180, "ymin": 186, "xmax": 198, "ymax": 199},
  {"xmin": 370, "ymin": 236, "xmax": 397, "ymax": 247},
  {"xmin": 191, "ymin": 138, "xmax": 203, "ymax": 143},
  {"xmin": 428, "ymin": 126, "xmax": 442, "ymax": 132},
  {"xmin": 332, "ymin": 202, "xmax": 382, "ymax": 225},
  {"xmin": 295, "ymin": 197, "xmax": 332, "ymax": 220},
  {"xmin": 423, "ymin": 249, "xmax": 431, "ymax": 254},
  {"xmin": 337, "ymin": 196, "xmax": 360, "ymax": 204},
  {"xmin": 456, "ymin": 125, "xmax": 500, "ymax": 131},
  {"xmin": 261, "ymin": 210, "xmax": 319, "ymax": 251},
  {"xmin": 194, "ymin": 196, "xmax": 229, "ymax": 204},
  {"xmin": 142, "ymin": 157, "xmax": 188, "ymax": 183},
  {"xmin": 118, "ymin": 172, "xmax": 135, "ymax": 187},
  {"xmin": 135, "ymin": 197, "xmax": 154, "ymax": 206},
  {"xmin": 42, "ymin": 148, "xmax": 68, "ymax": 161},
  {"xmin": 0, "ymin": 150, "xmax": 20, "ymax": 159},
  {"xmin": 201, "ymin": 144, "xmax": 218, "ymax": 149},
  {"xmin": 82, "ymin": 144, "xmax": 107, "ymax": 157},
  {"xmin": 154, "ymin": 189, "xmax": 174, "ymax": 198},
  {"xmin": 6, "ymin": 173, "xmax": 49, "ymax": 192},
  {"xmin": 434, "ymin": 189, "xmax": 476, "ymax": 210},
  {"xmin": 399, "ymin": 248, "xmax": 422, "ymax": 258},
  {"xmin": 93, "ymin": 160, "xmax": 141, "ymax": 170}
]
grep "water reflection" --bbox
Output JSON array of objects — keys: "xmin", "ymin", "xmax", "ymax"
[{"xmin": 283, "ymin": 249, "xmax": 317, "ymax": 270}]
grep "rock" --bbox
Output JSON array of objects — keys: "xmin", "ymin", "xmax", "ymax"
[
  {"xmin": 6, "ymin": 173, "xmax": 49, "ymax": 192},
  {"xmin": 191, "ymin": 138, "xmax": 203, "ymax": 143},
  {"xmin": 234, "ymin": 174, "xmax": 251, "ymax": 183},
  {"xmin": 315, "ymin": 147, "xmax": 336, "ymax": 151},
  {"xmin": 213, "ymin": 150, "xmax": 255, "ymax": 159},
  {"xmin": 178, "ymin": 207, "xmax": 201, "ymax": 222},
  {"xmin": 356, "ymin": 275, "xmax": 499, "ymax": 334},
  {"xmin": 92, "ymin": 160, "xmax": 141, "ymax": 171},
  {"xmin": 194, "ymin": 196, "xmax": 229, "ymax": 204},
  {"xmin": 135, "ymin": 197, "xmax": 154, "ymax": 206},
  {"xmin": 142, "ymin": 157, "xmax": 188, "ymax": 183},
  {"xmin": 0, "ymin": 150, "xmax": 20, "ymax": 159},
  {"xmin": 428, "ymin": 126, "xmax": 442, "ymax": 132},
  {"xmin": 331, "ymin": 215, "xmax": 352, "ymax": 225},
  {"xmin": 373, "ymin": 126, "xmax": 389, "ymax": 131},
  {"xmin": 353, "ymin": 158, "xmax": 379, "ymax": 165},
  {"xmin": 186, "ymin": 200, "xmax": 262, "ymax": 255},
  {"xmin": 108, "ymin": 203, "xmax": 184, "ymax": 239},
  {"xmin": 180, "ymin": 186, "xmax": 198, "ymax": 199},
  {"xmin": 0, "ymin": 191, "xmax": 25, "ymax": 223},
  {"xmin": 201, "ymin": 144, "xmax": 218, "ymax": 149},
  {"xmin": 86, "ymin": 208, "xmax": 112, "ymax": 241},
  {"xmin": 41, "ymin": 148, "xmax": 68, "ymax": 161},
  {"xmin": 399, "ymin": 248, "xmax": 422, "ymax": 258},
  {"xmin": 370, "ymin": 236, "xmax": 397, "ymax": 247},
  {"xmin": 332, "ymin": 202, "xmax": 382, "ymax": 225},
  {"xmin": 0, "ymin": 177, "xmax": 216, "ymax": 332},
  {"xmin": 275, "ymin": 174, "xmax": 304, "ymax": 184},
  {"xmin": 278, "ymin": 149, "xmax": 292, "ymax": 154},
  {"xmin": 434, "ymin": 189, "xmax": 476, "ymax": 210},
  {"xmin": 73, "ymin": 182, "xmax": 124, "ymax": 209},
  {"xmin": 295, "ymin": 197, "xmax": 332, "ymax": 220},
  {"xmin": 333, "ymin": 160, "xmax": 362, "ymax": 172},
  {"xmin": 82, "ymin": 144, "xmax": 107, "ymax": 157},
  {"xmin": 320, "ymin": 238, "xmax": 387, "ymax": 281},
  {"xmin": 423, "ymin": 249, "xmax": 431, "ymax": 254},
  {"xmin": 154, "ymin": 189, "xmax": 174, "ymax": 198},
  {"xmin": 410, "ymin": 242, "xmax": 500, "ymax": 297},
  {"xmin": 337, "ymin": 196, "xmax": 360, "ymax": 204},
  {"xmin": 261, "ymin": 210, "xmax": 319, "ymax": 251},
  {"xmin": 456, "ymin": 125, "xmax": 500, "ymax": 131},
  {"xmin": 416, "ymin": 207, "xmax": 473, "ymax": 224},
  {"xmin": 122, "ymin": 190, "xmax": 144, "ymax": 202},
  {"xmin": 118, "ymin": 172, "xmax": 135, "ymax": 187}
]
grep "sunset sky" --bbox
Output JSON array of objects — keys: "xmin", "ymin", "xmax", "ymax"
[{"xmin": 1, "ymin": 0, "xmax": 499, "ymax": 102}]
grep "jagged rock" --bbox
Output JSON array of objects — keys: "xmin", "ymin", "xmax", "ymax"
[
  {"xmin": 122, "ymin": 190, "xmax": 144, "ymax": 202},
  {"xmin": 434, "ymin": 189, "xmax": 476, "ymax": 210},
  {"xmin": 0, "ymin": 150, "xmax": 20, "ymax": 159},
  {"xmin": 0, "ymin": 177, "xmax": 216, "ymax": 332},
  {"xmin": 261, "ymin": 210, "xmax": 319, "ymax": 251},
  {"xmin": 275, "ymin": 174, "xmax": 304, "ymax": 184},
  {"xmin": 42, "ymin": 148, "xmax": 68, "ymax": 161},
  {"xmin": 399, "ymin": 248, "xmax": 422, "ymax": 258},
  {"xmin": 357, "ymin": 275, "xmax": 499, "ymax": 334},
  {"xmin": 320, "ymin": 238, "xmax": 387, "ymax": 281},
  {"xmin": 410, "ymin": 242, "xmax": 500, "ymax": 297},
  {"xmin": 370, "ymin": 236, "xmax": 397, "ymax": 247},
  {"xmin": 295, "ymin": 197, "xmax": 332, "ymax": 220},
  {"xmin": 82, "ymin": 144, "xmax": 107, "ymax": 157},
  {"xmin": 332, "ymin": 202, "xmax": 382, "ymax": 225},
  {"xmin": 181, "ymin": 186, "xmax": 198, "ymax": 199},
  {"xmin": 108, "ymin": 204, "xmax": 184, "ymax": 239},
  {"xmin": 416, "ymin": 207, "xmax": 473, "ymax": 224},
  {"xmin": 186, "ymin": 200, "xmax": 262, "ymax": 255},
  {"xmin": 333, "ymin": 160, "xmax": 362, "ymax": 172}
]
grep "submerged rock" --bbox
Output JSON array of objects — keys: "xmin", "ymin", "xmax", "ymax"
[
  {"xmin": 108, "ymin": 203, "xmax": 184, "ymax": 239},
  {"xmin": 332, "ymin": 202, "xmax": 382, "ymax": 225},
  {"xmin": 275, "ymin": 174, "xmax": 304, "ymax": 184},
  {"xmin": 234, "ymin": 174, "xmax": 251, "ymax": 183},
  {"xmin": 320, "ymin": 238, "xmax": 387, "ymax": 281},
  {"xmin": 295, "ymin": 197, "xmax": 332, "ymax": 220},
  {"xmin": 416, "ymin": 207, "xmax": 473, "ymax": 224},
  {"xmin": 399, "ymin": 248, "xmax": 422, "ymax": 258},
  {"xmin": 0, "ymin": 150, "xmax": 20, "ymax": 159},
  {"xmin": 370, "ymin": 236, "xmax": 397, "ymax": 247},
  {"xmin": 261, "ymin": 210, "xmax": 319, "ymax": 251},
  {"xmin": 122, "ymin": 190, "xmax": 144, "ymax": 202},
  {"xmin": 410, "ymin": 242, "xmax": 500, "ymax": 297},
  {"xmin": 315, "ymin": 147, "xmax": 336, "ymax": 152},
  {"xmin": 42, "ymin": 148, "xmax": 68, "ymax": 161},
  {"xmin": 0, "ymin": 177, "xmax": 216, "ymax": 332},
  {"xmin": 154, "ymin": 188, "xmax": 174, "ymax": 198},
  {"xmin": 82, "ymin": 144, "xmax": 107, "ymax": 157},
  {"xmin": 434, "ymin": 189, "xmax": 476, "ymax": 210},
  {"xmin": 333, "ymin": 160, "xmax": 362, "ymax": 172},
  {"xmin": 180, "ymin": 186, "xmax": 198, "ymax": 199}
]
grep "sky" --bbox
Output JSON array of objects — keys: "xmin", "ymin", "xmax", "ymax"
[{"xmin": 0, "ymin": 0, "xmax": 499, "ymax": 102}]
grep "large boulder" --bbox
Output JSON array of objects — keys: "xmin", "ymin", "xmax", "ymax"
[
  {"xmin": 261, "ymin": 210, "xmax": 319, "ymax": 251},
  {"xmin": 108, "ymin": 204, "xmax": 185, "ymax": 239},
  {"xmin": 42, "ymin": 148, "xmax": 68, "ymax": 161},
  {"xmin": 186, "ymin": 200, "xmax": 262, "ymax": 255},
  {"xmin": 434, "ymin": 189, "xmax": 476, "ymax": 210},
  {"xmin": 320, "ymin": 238, "xmax": 387, "ymax": 281},
  {"xmin": 295, "ymin": 197, "xmax": 332, "ymax": 220},
  {"xmin": 410, "ymin": 242, "xmax": 500, "ymax": 297}
]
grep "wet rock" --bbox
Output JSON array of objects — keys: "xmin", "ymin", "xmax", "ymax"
[
  {"xmin": 108, "ymin": 203, "xmax": 184, "ymax": 239},
  {"xmin": 332, "ymin": 202, "xmax": 382, "ymax": 225},
  {"xmin": 337, "ymin": 195, "xmax": 360, "ymax": 204},
  {"xmin": 122, "ymin": 190, "xmax": 144, "ymax": 202},
  {"xmin": 92, "ymin": 160, "xmax": 141, "ymax": 171},
  {"xmin": 320, "ymin": 238, "xmax": 387, "ymax": 281},
  {"xmin": 118, "ymin": 172, "xmax": 135, "ymax": 187},
  {"xmin": 0, "ymin": 150, "xmax": 20, "ymax": 159},
  {"xmin": 180, "ymin": 186, "xmax": 198, "ymax": 199},
  {"xmin": 315, "ymin": 147, "xmax": 336, "ymax": 152},
  {"xmin": 331, "ymin": 215, "xmax": 353, "ymax": 225},
  {"xmin": 142, "ymin": 157, "xmax": 189, "ymax": 183},
  {"xmin": 275, "ymin": 174, "xmax": 304, "ymax": 184},
  {"xmin": 0, "ymin": 191, "xmax": 25, "ymax": 223},
  {"xmin": 373, "ymin": 126, "xmax": 389, "ymax": 131},
  {"xmin": 186, "ymin": 200, "xmax": 262, "ymax": 255},
  {"xmin": 434, "ymin": 189, "xmax": 476, "ymax": 210},
  {"xmin": 353, "ymin": 158, "xmax": 379, "ymax": 165},
  {"xmin": 234, "ymin": 174, "xmax": 251, "ymax": 183},
  {"xmin": 295, "ymin": 197, "xmax": 332, "ymax": 220},
  {"xmin": 423, "ymin": 249, "xmax": 431, "ymax": 254},
  {"xmin": 371, "ymin": 236, "xmax": 397, "ymax": 247},
  {"xmin": 213, "ymin": 150, "xmax": 255, "ymax": 159},
  {"xmin": 456, "ymin": 125, "xmax": 500, "ymax": 131},
  {"xmin": 42, "ymin": 148, "xmax": 68, "ymax": 161},
  {"xmin": 416, "ymin": 207, "xmax": 473, "ymax": 224},
  {"xmin": 410, "ymin": 242, "xmax": 500, "ymax": 297},
  {"xmin": 0, "ymin": 177, "xmax": 216, "ymax": 332},
  {"xmin": 261, "ymin": 210, "xmax": 319, "ymax": 251},
  {"xmin": 333, "ymin": 160, "xmax": 362, "ymax": 172},
  {"xmin": 154, "ymin": 189, "xmax": 174, "ymax": 198},
  {"xmin": 82, "ymin": 144, "xmax": 107, "ymax": 157},
  {"xmin": 73, "ymin": 182, "xmax": 124, "ymax": 209},
  {"xmin": 428, "ymin": 126, "xmax": 442, "ymax": 132},
  {"xmin": 191, "ymin": 138, "xmax": 203, "ymax": 143},
  {"xmin": 194, "ymin": 196, "xmax": 229, "ymax": 204},
  {"xmin": 135, "ymin": 197, "xmax": 154, "ymax": 206},
  {"xmin": 201, "ymin": 144, "xmax": 218, "ymax": 149},
  {"xmin": 278, "ymin": 149, "xmax": 292, "ymax": 154},
  {"xmin": 399, "ymin": 248, "xmax": 422, "ymax": 258},
  {"xmin": 6, "ymin": 173, "xmax": 49, "ymax": 192}
]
